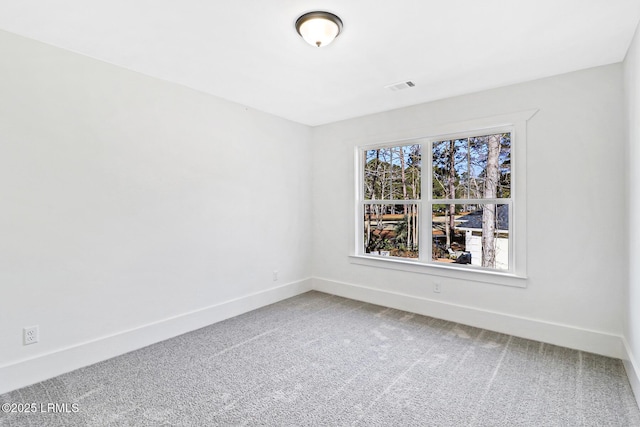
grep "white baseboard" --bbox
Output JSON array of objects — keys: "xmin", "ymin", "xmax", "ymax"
[
  {"xmin": 0, "ymin": 279, "xmax": 312, "ymax": 395},
  {"xmin": 623, "ymin": 338, "xmax": 640, "ymax": 408},
  {"xmin": 312, "ymin": 277, "xmax": 625, "ymax": 359}
]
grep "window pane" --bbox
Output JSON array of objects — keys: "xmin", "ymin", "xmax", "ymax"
[
  {"xmin": 432, "ymin": 203, "xmax": 509, "ymax": 270},
  {"xmin": 498, "ymin": 135, "xmax": 511, "ymax": 198},
  {"xmin": 364, "ymin": 145, "xmax": 421, "ymax": 200},
  {"xmin": 432, "ymin": 133, "xmax": 511, "ymax": 199},
  {"xmin": 432, "ymin": 139, "xmax": 467, "ymax": 199},
  {"xmin": 364, "ymin": 203, "xmax": 419, "ymax": 258}
]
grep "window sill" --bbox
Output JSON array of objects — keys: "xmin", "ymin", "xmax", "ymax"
[{"xmin": 348, "ymin": 255, "xmax": 527, "ymax": 288}]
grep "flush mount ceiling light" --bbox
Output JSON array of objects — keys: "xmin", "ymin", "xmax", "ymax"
[{"xmin": 295, "ymin": 11, "xmax": 343, "ymax": 48}]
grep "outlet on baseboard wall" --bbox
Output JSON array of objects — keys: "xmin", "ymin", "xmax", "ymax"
[{"xmin": 24, "ymin": 325, "xmax": 39, "ymax": 345}]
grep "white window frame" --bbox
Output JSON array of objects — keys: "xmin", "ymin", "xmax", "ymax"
[{"xmin": 350, "ymin": 110, "xmax": 537, "ymax": 287}]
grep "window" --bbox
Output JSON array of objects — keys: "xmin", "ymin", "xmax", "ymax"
[
  {"xmin": 363, "ymin": 144, "xmax": 421, "ymax": 258},
  {"xmin": 354, "ymin": 110, "xmax": 535, "ymax": 282},
  {"xmin": 431, "ymin": 133, "xmax": 511, "ymax": 270}
]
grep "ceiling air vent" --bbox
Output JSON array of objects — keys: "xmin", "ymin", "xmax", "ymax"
[{"xmin": 384, "ymin": 81, "xmax": 416, "ymax": 91}]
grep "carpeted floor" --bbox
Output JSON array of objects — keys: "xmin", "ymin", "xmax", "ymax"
[{"xmin": 1, "ymin": 291, "xmax": 639, "ymax": 426}]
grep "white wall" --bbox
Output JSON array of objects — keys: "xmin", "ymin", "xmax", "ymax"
[
  {"xmin": 0, "ymin": 30, "xmax": 312, "ymax": 393},
  {"xmin": 312, "ymin": 64, "xmax": 627, "ymax": 357},
  {"xmin": 624, "ymin": 20, "xmax": 640, "ymax": 403}
]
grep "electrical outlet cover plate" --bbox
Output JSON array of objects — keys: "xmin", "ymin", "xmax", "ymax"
[{"xmin": 24, "ymin": 326, "xmax": 39, "ymax": 345}]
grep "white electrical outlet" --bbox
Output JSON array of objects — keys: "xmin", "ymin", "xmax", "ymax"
[
  {"xmin": 24, "ymin": 325, "xmax": 39, "ymax": 345},
  {"xmin": 434, "ymin": 283, "xmax": 441, "ymax": 293},
  {"xmin": 273, "ymin": 270, "xmax": 279, "ymax": 281}
]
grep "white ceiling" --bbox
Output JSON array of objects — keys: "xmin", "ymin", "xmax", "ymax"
[{"xmin": 1, "ymin": 1, "xmax": 639, "ymax": 126}]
